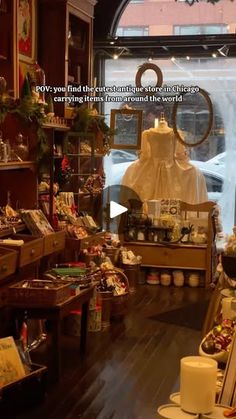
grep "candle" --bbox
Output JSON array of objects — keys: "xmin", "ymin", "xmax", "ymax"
[
  {"xmin": 154, "ymin": 118, "xmax": 159, "ymax": 128},
  {"xmin": 222, "ymin": 297, "xmax": 236, "ymax": 320},
  {"xmin": 180, "ymin": 356, "xmax": 217, "ymax": 414}
]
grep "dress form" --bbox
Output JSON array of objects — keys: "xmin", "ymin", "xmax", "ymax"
[{"xmin": 122, "ymin": 115, "xmax": 208, "ymax": 204}]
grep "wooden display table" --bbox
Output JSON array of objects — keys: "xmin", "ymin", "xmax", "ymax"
[{"xmin": 10, "ymin": 285, "xmax": 94, "ymax": 381}]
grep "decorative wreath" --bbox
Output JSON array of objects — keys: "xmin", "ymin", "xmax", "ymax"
[{"xmin": 83, "ymin": 174, "xmax": 105, "ymax": 194}]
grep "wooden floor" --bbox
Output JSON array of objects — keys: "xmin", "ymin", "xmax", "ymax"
[{"xmin": 17, "ymin": 285, "xmax": 210, "ymax": 419}]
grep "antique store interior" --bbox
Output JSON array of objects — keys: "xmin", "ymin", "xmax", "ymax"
[{"xmin": 1, "ymin": 0, "xmax": 236, "ymax": 418}]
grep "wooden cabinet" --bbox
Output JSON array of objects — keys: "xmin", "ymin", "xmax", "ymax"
[
  {"xmin": 66, "ymin": 131, "xmax": 104, "ymax": 215},
  {"xmin": 123, "ymin": 201, "xmax": 216, "ymax": 288},
  {"xmin": 38, "ymin": 0, "xmax": 96, "ymax": 117}
]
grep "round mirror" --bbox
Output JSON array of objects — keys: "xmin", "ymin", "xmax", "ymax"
[
  {"xmin": 172, "ymin": 88, "xmax": 213, "ymax": 147},
  {"xmin": 135, "ymin": 63, "xmax": 163, "ymax": 92}
]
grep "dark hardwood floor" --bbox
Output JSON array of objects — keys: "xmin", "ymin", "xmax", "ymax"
[{"xmin": 15, "ymin": 285, "xmax": 210, "ymax": 419}]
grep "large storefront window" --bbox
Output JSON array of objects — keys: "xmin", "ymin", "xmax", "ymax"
[
  {"xmin": 117, "ymin": 0, "xmax": 236, "ymax": 36},
  {"xmin": 104, "ymin": 57, "xmax": 236, "ymax": 232}
]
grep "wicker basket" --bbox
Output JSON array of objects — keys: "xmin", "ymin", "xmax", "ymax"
[
  {"xmin": 8, "ymin": 280, "xmax": 71, "ymax": 307},
  {"xmin": 103, "ymin": 268, "xmax": 130, "ymax": 319}
]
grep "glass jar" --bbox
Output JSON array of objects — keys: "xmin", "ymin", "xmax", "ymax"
[{"xmin": 137, "ymin": 228, "xmax": 146, "ymax": 241}]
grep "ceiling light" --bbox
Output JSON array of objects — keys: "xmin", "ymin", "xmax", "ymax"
[
  {"xmin": 148, "ymin": 57, "xmax": 153, "ymax": 62},
  {"xmin": 212, "ymin": 52, "xmax": 217, "ymax": 58},
  {"xmin": 171, "ymin": 56, "xmax": 175, "ymax": 62},
  {"xmin": 218, "ymin": 45, "xmax": 229, "ymax": 57},
  {"xmin": 113, "ymin": 53, "xmax": 119, "ymax": 60},
  {"xmin": 186, "ymin": 56, "xmax": 190, "ymax": 60}
]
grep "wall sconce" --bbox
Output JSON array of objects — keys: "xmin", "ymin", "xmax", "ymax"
[{"xmin": 218, "ymin": 45, "xmax": 230, "ymax": 57}]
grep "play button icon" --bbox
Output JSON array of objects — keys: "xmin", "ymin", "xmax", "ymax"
[{"xmin": 110, "ymin": 201, "xmax": 128, "ymax": 219}]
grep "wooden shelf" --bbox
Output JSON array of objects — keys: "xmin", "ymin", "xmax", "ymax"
[
  {"xmin": 42, "ymin": 123, "xmax": 70, "ymax": 132},
  {"xmin": 0, "ymin": 161, "xmax": 36, "ymax": 171},
  {"xmin": 123, "ymin": 241, "xmax": 207, "ymax": 249}
]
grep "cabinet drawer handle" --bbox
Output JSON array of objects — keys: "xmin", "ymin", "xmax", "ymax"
[
  {"xmin": 53, "ymin": 240, "xmax": 59, "ymax": 247},
  {"xmin": 1, "ymin": 265, "xmax": 8, "ymax": 272},
  {"xmin": 30, "ymin": 249, "xmax": 35, "ymax": 256}
]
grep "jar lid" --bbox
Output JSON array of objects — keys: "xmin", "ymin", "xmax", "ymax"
[{"xmin": 157, "ymin": 404, "xmax": 198, "ymax": 419}]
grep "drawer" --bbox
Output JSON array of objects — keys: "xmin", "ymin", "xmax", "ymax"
[
  {"xmin": 126, "ymin": 243, "xmax": 206, "ymax": 270},
  {"xmin": 0, "ymin": 247, "xmax": 18, "ymax": 281},
  {"xmin": 43, "ymin": 231, "xmax": 66, "ymax": 256},
  {"xmin": 0, "ymin": 235, "xmax": 44, "ymax": 268}
]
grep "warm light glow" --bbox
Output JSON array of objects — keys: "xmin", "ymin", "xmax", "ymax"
[
  {"xmin": 148, "ymin": 57, "xmax": 153, "ymax": 62},
  {"xmin": 113, "ymin": 54, "xmax": 119, "ymax": 60},
  {"xmin": 171, "ymin": 56, "xmax": 175, "ymax": 62},
  {"xmin": 154, "ymin": 118, "xmax": 159, "ymax": 128},
  {"xmin": 212, "ymin": 52, "xmax": 217, "ymax": 58},
  {"xmin": 186, "ymin": 56, "xmax": 190, "ymax": 60}
]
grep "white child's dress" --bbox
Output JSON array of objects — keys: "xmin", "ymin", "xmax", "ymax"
[{"xmin": 122, "ymin": 128, "xmax": 208, "ymax": 204}]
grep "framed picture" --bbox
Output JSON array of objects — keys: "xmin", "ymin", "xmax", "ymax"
[
  {"xmin": 18, "ymin": 0, "xmax": 36, "ymax": 63},
  {"xmin": 110, "ymin": 109, "xmax": 143, "ymax": 150}
]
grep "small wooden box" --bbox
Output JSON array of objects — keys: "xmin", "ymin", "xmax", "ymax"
[
  {"xmin": 0, "ymin": 247, "xmax": 18, "ymax": 281},
  {"xmin": 0, "ymin": 364, "xmax": 47, "ymax": 415},
  {"xmin": 8, "ymin": 279, "xmax": 71, "ymax": 307},
  {"xmin": 0, "ymin": 234, "xmax": 44, "ymax": 268},
  {"xmin": 43, "ymin": 231, "xmax": 66, "ymax": 256}
]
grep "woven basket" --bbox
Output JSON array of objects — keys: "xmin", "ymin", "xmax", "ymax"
[
  {"xmin": 8, "ymin": 280, "xmax": 71, "ymax": 307},
  {"xmin": 103, "ymin": 268, "xmax": 130, "ymax": 319}
]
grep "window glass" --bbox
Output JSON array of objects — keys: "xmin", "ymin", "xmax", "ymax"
[
  {"xmin": 104, "ymin": 56, "xmax": 236, "ymax": 232},
  {"xmin": 116, "ymin": 0, "xmax": 236, "ymax": 36}
]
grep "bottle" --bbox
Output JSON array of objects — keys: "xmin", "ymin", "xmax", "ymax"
[{"xmin": 14, "ymin": 133, "xmax": 29, "ymax": 161}]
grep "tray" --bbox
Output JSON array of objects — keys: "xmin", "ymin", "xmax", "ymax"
[
  {"xmin": 0, "ymin": 247, "xmax": 18, "ymax": 281},
  {"xmin": 8, "ymin": 279, "xmax": 71, "ymax": 307},
  {"xmin": 0, "ymin": 363, "xmax": 47, "ymax": 415}
]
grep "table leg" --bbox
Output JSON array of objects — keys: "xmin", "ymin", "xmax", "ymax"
[
  {"xmin": 50, "ymin": 317, "xmax": 61, "ymax": 381},
  {"xmin": 80, "ymin": 301, "xmax": 89, "ymax": 354}
]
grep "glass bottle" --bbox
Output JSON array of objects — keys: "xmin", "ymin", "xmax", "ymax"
[{"xmin": 14, "ymin": 133, "xmax": 29, "ymax": 161}]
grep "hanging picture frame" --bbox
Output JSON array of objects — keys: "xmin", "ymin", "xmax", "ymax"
[
  {"xmin": 18, "ymin": 0, "xmax": 36, "ymax": 63},
  {"xmin": 110, "ymin": 109, "xmax": 143, "ymax": 150}
]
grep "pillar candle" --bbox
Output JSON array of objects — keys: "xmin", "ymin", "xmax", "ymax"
[
  {"xmin": 154, "ymin": 118, "xmax": 159, "ymax": 128},
  {"xmin": 180, "ymin": 356, "xmax": 217, "ymax": 414},
  {"xmin": 222, "ymin": 297, "xmax": 236, "ymax": 320}
]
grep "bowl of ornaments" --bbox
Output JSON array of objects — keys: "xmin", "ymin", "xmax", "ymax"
[{"xmin": 199, "ymin": 319, "xmax": 236, "ymax": 363}]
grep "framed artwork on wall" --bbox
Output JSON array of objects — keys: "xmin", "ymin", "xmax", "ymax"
[
  {"xmin": 18, "ymin": 0, "xmax": 36, "ymax": 63},
  {"xmin": 110, "ymin": 109, "xmax": 143, "ymax": 150}
]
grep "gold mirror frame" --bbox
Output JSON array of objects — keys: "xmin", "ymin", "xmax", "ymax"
[
  {"xmin": 135, "ymin": 63, "xmax": 163, "ymax": 93},
  {"xmin": 172, "ymin": 88, "xmax": 214, "ymax": 147}
]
